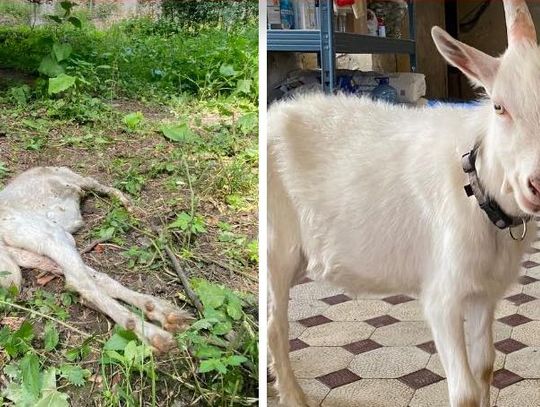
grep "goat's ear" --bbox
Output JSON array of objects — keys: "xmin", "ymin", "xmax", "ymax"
[{"xmin": 431, "ymin": 26, "xmax": 500, "ymax": 94}]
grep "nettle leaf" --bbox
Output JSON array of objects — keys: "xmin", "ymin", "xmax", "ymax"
[
  {"xmin": 43, "ymin": 323, "xmax": 59, "ymax": 351},
  {"xmin": 225, "ymin": 355, "xmax": 248, "ymax": 367},
  {"xmin": 194, "ymin": 280, "xmax": 226, "ymax": 309},
  {"xmin": 48, "ymin": 74, "xmax": 76, "ymax": 95},
  {"xmin": 199, "ymin": 358, "xmax": 227, "ymax": 374},
  {"xmin": 236, "ymin": 79, "xmax": 252, "ymax": 94},
  {"xmin": 35, "ymin": 368, "xmax": 69, "ymax": 407},
  {"xmin": 20, "ymin": 353, "xmax": 41, "ymax": 400},
  {"xmin": 219, "ymin": 64, "xmax": 237, "ymax": 77},
  {"xmin": 38, "ymin": 54, "xmax": 64, "ymax": 78},
  {"xmin": 53, "ymin": 43, "xmax": 72, "ymax": 62},
  {"xmin": 160, "ymin": 123, "xmax": 197, "ymax": 143},
  {"xmin": 226, "ymin": 294, "xmax": 243, "ymax": 321},
  {"xmin": 194, "ymin": 344, "xmax": 222, "ymax": 359},
  {"xmin": 213, "ymin": 320, "xmax": 232, "ymax": 336},
  {"xmin": 59, "ymin": 365, "xmax": 90, "ymax": 387}
]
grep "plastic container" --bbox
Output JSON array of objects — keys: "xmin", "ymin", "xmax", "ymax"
[
  {"xmin": 280, "ymin": 0, "xmax": 295, "ymax": 29},
  {"xmin": 336, "ymin": 8, "xmax": 348, "ymax": 32},
  {"xmin": 371, "ymin": 77, "xmax": 398, "ymax": 104},
  {"xmin": 267, "ymin": 0, "xmax": 282, "ymax": 29}
]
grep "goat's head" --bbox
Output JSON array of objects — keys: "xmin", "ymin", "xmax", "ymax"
[{"xmin": 432, "ymin": 0, "xmax": 540, "ymax": 215}]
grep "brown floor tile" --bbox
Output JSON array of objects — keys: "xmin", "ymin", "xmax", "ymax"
[
  {"xmin": 519, "ymin": 275, "xmax": 538, "ymax": 285},
  {"xmin": 498, "ymin": 314, "xmax": 532, "ymax": 327},
  {"xmin": 321, "ymin": 294, "xmax": 352, "ymax": 306},
  {"xmin": 522, "ymin": 260, "xmax": 540, "ymax": 269},
  {"xmin": 342, "ymin": 339, "xmax": 382, "ymax": 355},
  {"xmin": 505, "ymin": 293, "xmax": 536, "ymax": 305},
  {"xmin": 289, "ymin": 338, "xmax": 309, "ymax": 352},
  {"xmin": 298, "ymin": 315, "xmax": 333, "ymax": 328},
  {"xmin": 416, "ymin": 341, "xmax": 437, "ymax": 355},
  {"xmin": 494, "ymin": 338, "xmax": 527, "ymax": 354},
  {"xmin": 492, "ymin": 369, "xmax": 523, "ymax": 389},
  {"xmin": 398, "ymin": 368, "xmax": 443, "ymax": 390},
  {"xmin": 365, "ymin": 315, "xmax": 400, "ymax": 328},
  {"xmin": 316, "ymin": 369, "xmax": 361, "ymax": 389},
  {"xmin": 382, "ymin": 295, "xmax": 415, "ymax": 305}
]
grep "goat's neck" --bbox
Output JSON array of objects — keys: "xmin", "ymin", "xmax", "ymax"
[{"xmin": 471, "ymin": 112, "xmax": 521, "ymax": 217}]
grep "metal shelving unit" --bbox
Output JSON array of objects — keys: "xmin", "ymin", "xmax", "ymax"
[{"xmin": 267, "ymin": 0, "xmax": 416, "ymax": 93}]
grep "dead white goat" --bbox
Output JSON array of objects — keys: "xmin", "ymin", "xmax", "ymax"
[
  {"xmin": 0, "ymin": 166, "xmax": 191, "ymax": 353},
  {"xmin": 268, "ymin": 0, "xmax": 540, "ymax": 406}
]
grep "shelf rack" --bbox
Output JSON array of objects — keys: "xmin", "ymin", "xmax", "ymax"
[{"xmin": 267, "ymin": 0, "xmax": 416, "ymax": 93}]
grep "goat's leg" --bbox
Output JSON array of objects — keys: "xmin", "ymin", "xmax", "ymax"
[
  {"xmin": 268, "ymin": 247, "xmax": 308, "ymax": 407},
  {"xmin": 0, "ymin": 243, "xmax": 22, "ymax": 290},
  {"xmin": 423, "ymin": 292, "xmax": 480, "ymax": 407},
  {"xmin": 465, "ymin": 297, "xmax": 496, "ymax": 407},
  {"xmin": 5, "ymin": 247, "xmax": 191, "ymax": 334},
  {"xmin": 1, "ymin": 216, "xmax": 176, "ymax": 352}
]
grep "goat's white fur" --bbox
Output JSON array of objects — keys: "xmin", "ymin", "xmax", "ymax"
[
  {"xmin": 267, "ymin": 1, "xmax": 540, "ymax": 406},
  {"xmin": 0, "ymin": 167, "xmax": 191, "ymax": 352}
]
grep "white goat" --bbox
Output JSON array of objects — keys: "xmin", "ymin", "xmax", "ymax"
[
  {"xmin": 268, "ymin": 1, "xmax": 540, "ymax": 406},
  {"xmin": 0, "ymin": 166, "xmax": 191, "ymax": 352}
]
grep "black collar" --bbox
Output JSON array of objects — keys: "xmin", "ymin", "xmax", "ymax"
[{"xmin": 462, "ymin": 147, "xmax": 531, "ymax": 229}]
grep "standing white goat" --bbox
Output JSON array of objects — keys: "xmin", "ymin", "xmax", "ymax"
[
  {"xmin": 0, "ymin": 167, "xmax": 191, "ymax": 353},
  {"xmin": 268, "ymin": 1, "xmax": 540, "ymax": 406}
]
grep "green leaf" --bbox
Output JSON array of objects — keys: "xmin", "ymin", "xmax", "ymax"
[
  {"xmin": 48, "ymin": 74, "xmax": 76, "ymax": 95},
  {"xmin": 43, "ymin": 323, "xmax": 59, "ymax": 351},
  {"xmin": 236, "ymin": 79, "xmax": 252, "ymax": 94},
  {"xmin": 160, "ymin": 123, "xmax": 196, "ymax": 143},
  {"xmin": 103, "ymin": 328, "xmax": 138, "ymax": 351},
  {"xmin": 60, "ymin": 1, "xmax": 75, "ymax": 13},
  {"xmin": 213, "ymin": 320, "xmax": 232, "ymax": 336},
  {"xmin": 38, "ymin": 54, "xmax": 64, "ymax": 78},
  {"xmin": 194, "ymin": 280, "xmax": 226, "ymax": 309},
  {"xmin": 123, "ymin": 340, "xmax": 138, "ymax": 363},
  {"xmin": 53, "ymin": 43, "xmax": 72, "ymax": 62},
  {"xmin": 219, "ymin": 64, "xmax": 237, "ymax": 77},
  {"xmin": 20, "ymin": 353, "xmax": 41, "ymax": 400},
  {"xmin": 46, "ymin": 15, "xmax": 62, "ymax": 24},
  {"xmin": 123, "ymin": 112, "xmax": 144, "ymax": 131},
  {"xmin": 35, "ymin": 369, "xmax": 69, "ymax": 407},
  {"xmin": 225, "ymin": 355, "xmax": 248, "ymax": 367},
  {"xmin": 226, "ymin": 295, "xmax": 243, "ymax": 321},
  {"xmin": 59, "ymin": 365, "xmax": 90, "ymax": 387},
  {"xmin": 195, "ymin": 344, "xmax": 222, "ymax": 359},
  {"xmin": 67, "ymin": 16, "xmax": 81, "ymax": 28},
  {"xmin": 199, "ymin": 358, "xmax": 227, "ymax": 374}
]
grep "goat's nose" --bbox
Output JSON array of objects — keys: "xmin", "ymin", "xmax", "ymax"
[{"xmin": 528, "ymin": 177, "xmax": 540, "ymax": 197}]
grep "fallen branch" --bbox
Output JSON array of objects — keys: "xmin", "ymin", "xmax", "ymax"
[
  {"xmin": 163, "ymin": 245, "xmax": 204, "ymax": 315},
  {"xmin": 80, "ymin": 236, "xmax": 112, "ymax": 254}
]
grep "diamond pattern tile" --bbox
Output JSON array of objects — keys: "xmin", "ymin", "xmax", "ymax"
[
  {"xmin": 316, "ymin": 369, "xmax": 361, "ymax": 389},
  {"xmin": 416, "ymin": 341, "xmax": 437, "ymax": 355},
  {"xmin": 298, "ymin": 315, "xmax": 332, "ymax": 328},
  {"xmin": 365, "ymin": 315, "xmax": 400, "ymax": 328},
  {"xmin": 492, "ymin": 369, "xmax": 524, "ymax": 389},
  {"xmin": 498, "ymin": 313, "xmax": 532, "ymax": 327},
  {"xmin": 290, "ymin": 338, "xmax": 309, "ymax": 352},
  {"xmin": 505, "ymin": 293, "xmax": 536, "ymax": 305},
  {"xmin": 398, "ymin": 369, "xmax": 444, "ymax": 390},
  {"xmin": 272, "ymin": 248, "xmax": 540, "ymax": 406},
  {"xmin": 382, "ymin": 295, "xmax": 414, "ymax": 305},
  {"xmin": 519, "ymin": 275, "xmax": 538, "ymax": 285},
  {"xmin": 522, "ymin": 260, "xmax": 539, "ymax": 269},
  {"xmin": 320, "ymin": 294, "xmax": 351, "ymax": 306},
  {"xmin": 495, "ymin": 338, "xmax": 527, "ymax": 354},
  {"xmin": 342, "ymin": 339, "xmax": 382, "ymax": 355}
]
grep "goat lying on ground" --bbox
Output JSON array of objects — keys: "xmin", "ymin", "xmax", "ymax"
[
  {"xmin": 268, "ymin": 0, "xmax": 540, "ymax": 406},
  {"xmin": 0, "ymin": 166, "xmax": 191, "ymax": 353}
]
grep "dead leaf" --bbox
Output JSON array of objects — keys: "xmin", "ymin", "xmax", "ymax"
[
  {"xmin": 1, "ymin": 316, "xmax": 24, "ymax": 330},
  {"xmin": 95, "ymin": 244, "xmax": 104, "ymax": 254}
]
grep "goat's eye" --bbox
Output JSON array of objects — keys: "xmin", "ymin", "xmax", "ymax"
[{"xmin": 494, "ymin": 104, "xmax": 505, "ymax": 115}]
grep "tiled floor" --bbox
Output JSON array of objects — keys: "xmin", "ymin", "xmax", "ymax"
[{"xmin": 269, "ymin": 242, "xmax": 540, "ymax": 406}]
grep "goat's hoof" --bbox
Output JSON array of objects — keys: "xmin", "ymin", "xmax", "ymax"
[
  {"xmin": 150, "ymin": 332, "xmax": 176, "ymax": 354},
  {"xmin": 163, "ymin": 310, "xmax": 193, "ymax": 333}
]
